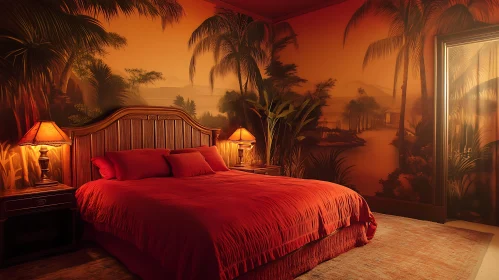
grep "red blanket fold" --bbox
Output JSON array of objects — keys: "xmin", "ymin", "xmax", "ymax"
[{"xmin": 76, "ymin": 171, "xmax": 376, "ymax": 280}]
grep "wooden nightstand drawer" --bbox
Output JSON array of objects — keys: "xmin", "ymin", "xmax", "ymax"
[
  {"xmin": 0, "ymin": 184, "xmax": 77, "ymax": 267},
  {"xmin": 5, "ymin": 193, "xmax": 73, "ymax": 212}
]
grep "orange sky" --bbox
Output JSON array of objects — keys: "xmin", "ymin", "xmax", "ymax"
[{"xmin": 99, "ymin": 0, "xmax": 239, "ymax": 89}]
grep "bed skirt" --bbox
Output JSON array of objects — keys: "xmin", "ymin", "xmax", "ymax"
[{"xmin": 84, "ymin": 222, "xmax": 368, "ymax": 280}]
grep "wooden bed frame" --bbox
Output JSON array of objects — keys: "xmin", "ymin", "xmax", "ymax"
[
  {"xmin": 61, "ymin": 106, "xmax": 370, "ymax": 280},
  {"xmin": 61, "ymin": 106, "xmax": 220, "ymax": 188}
]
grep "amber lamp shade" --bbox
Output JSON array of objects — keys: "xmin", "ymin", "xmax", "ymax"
[
  {"xmin": 18, "ymin": 121, "xmax": 71, "ymax": 187},
  {"xmin": 228, "ymin": 127, "xmax": 256, "ymax": 167}
]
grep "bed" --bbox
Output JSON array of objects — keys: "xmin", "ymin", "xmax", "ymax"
[{"xmin": 62, "ymin": 106, "xmax": 376, "ymax": 280}]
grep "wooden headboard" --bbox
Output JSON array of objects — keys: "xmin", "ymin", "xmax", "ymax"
[{"xmin": 61, "ymin": 106, "xmax": 220, "ymax": 188}]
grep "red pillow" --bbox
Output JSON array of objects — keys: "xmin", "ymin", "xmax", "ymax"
[
  {"xmin": 91, "ymin": 156, "xmax": 115, "ymax": 179},
  {"xmin": 171, "ymin": 146, "xmax": 229, "ymax": 171},
  {"xmin": 106, "ymin": 149, "xmax": 171, "ymax": 180},
  {"xmin": 165, "ymin": 152, "xmax": 215, "ymax": 177}
]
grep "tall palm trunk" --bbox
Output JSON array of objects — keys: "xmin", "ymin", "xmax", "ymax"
[
  {"xmin": 399, "ymin": 43, "xmax": 410, "ymax": 170},
  {"xmin": 236, "ymin": 59, "xmax": 250, "ymax": 128},
  {"xmin": 365, "ymin": 112, "xmax": 369, "ymax": 130},
  {"xmin": 58, "ymin": 51, "xmax": 77, "ymax": 95}
]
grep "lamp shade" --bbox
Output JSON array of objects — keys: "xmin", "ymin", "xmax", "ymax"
[
  {"xmin": 18, "ymin": 121, "xmax": 71, "ymax": 146},
  {"xmin": 228, "ymin": 127, "xmax": 256, "ymax": 143}
]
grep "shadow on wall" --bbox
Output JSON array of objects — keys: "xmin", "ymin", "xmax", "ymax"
[
  {"xmin": 0, "ymin": 144, "xmax": 62, "ymax": 191},
  {"xmin": 217, "ymin": 141, "xmax": 261, "ymax": 167}
]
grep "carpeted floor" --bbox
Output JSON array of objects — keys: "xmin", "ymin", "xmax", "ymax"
[
  {"xmin": 298, "ymin": 214, "xmax": 493, "ymax": 280},
  {"xmin": 0, "ymin": 213, "xmax": 493, "ymax": 280}
]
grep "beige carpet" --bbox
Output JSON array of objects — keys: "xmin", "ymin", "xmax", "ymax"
[
  {"xmin": 0, "ymin": 214, "xmax": 493, "ymax": 280},
  {"xmin": 298, "ymin": 213, "xmax": 493, "ymax": 280}
]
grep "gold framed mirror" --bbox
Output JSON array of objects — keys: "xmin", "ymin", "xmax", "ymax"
[{"xmin": 436, "ymin": 26, "xmax": 499, "ymax": 225}]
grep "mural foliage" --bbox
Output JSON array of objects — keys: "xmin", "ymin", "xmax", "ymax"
[{"xmin": 0, "ymin": 0, "xmax": 498, "ymax": 224}]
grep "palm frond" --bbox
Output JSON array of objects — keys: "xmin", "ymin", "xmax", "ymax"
[
  {"xmin": 363, "ymin": 35, "xmax": 404, "ymax": 69},
  {"xmin": 436, "ymin": 4, "xmax": 478, "ymax": 34},
  {"xmin": 209, "ymin": 53, "xmax": 238, "ymax": 90},
  {"xmin": 344, "ymin": 0, "xmax": 400, "ymax": 46},
  {"xmin": 344, "ymin": 0, "xmax": 376, "ymax": 46},
  {"xmin": 55, "ymin": 0, "xmax": 184, "ymax": 28},
  {"xmin": 392, "ymin": 46, "xmax": 405, "ymax": 99},
  {"xmin": 189, "ymin": 35, "xmax": 217, "ymax": 82},
  {"xmin": 88, "ymin": 59, "xmax": 128, "ymax": 112},
  {"xmin": 187, "ymin": 15, "xmax": 224, "ymax": 48}
]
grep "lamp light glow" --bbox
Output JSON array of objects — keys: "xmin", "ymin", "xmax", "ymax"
[
  {"xmin": 228, "ymin": 127, "xmax": 255, "ymax": 167},
  {"xmin": 19, "ymin": 121, "xmax": 71, "ymax": 186}
]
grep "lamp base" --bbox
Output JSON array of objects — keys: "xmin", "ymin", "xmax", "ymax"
[
  {"xmin": 36, "ymin": 145, "xmax": 58, "ymax": 187},
  {"xmin": 35, "ymin": 179, "xmax": 58, "ymax": 187}
]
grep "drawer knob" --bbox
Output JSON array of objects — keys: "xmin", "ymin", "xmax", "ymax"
[{"xmin": 36, "ymin": 198, "xmax": 47, "ymax": 206}]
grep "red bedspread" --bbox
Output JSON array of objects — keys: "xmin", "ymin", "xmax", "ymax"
[{"xmin": 76, "ymin": 171, "xmax": 376, "ymax": 280}]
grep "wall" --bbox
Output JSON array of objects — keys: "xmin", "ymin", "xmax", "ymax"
[
  {"xmin": 1, "ymin": 0, "xmax": 498, "ymax": 225},
  {"xmin": 279, "ymin": 0, "xmax": 433, "ymax": 200},
  {"xmin": 280, "ymin": 0, "xmax": 499, "ymax": 224},
  {"xmin": 0, "ymin": 0, "xmax": 241, "ymax": 190}
]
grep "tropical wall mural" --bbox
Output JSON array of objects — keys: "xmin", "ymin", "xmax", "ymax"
[
  {"xmin": 277, "ymin": 0, "xmax": 499, "ymax": 225},
  {"xmin": 1, "ymin": 0, "xmax": 499, "ymax": 224}
]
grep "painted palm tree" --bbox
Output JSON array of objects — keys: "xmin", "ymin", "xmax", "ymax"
[
  {"xmin": 344, "ymin": 0, "xmax": 423, "ymax": 168},
  {"xmin": 188, "ymin": 9, "xmax": 296, "ymax": 126},
  {"xmin": 189, "ymin": 9, "xmax": 296, "ymax": 94},
  {"xmin": 88, "ymin": 60, "xmax": 128, "ymax": 113},
  {"xmin": 422, "ymin": 0, "xmax": 496, "ymax": 35},
  {"xmin": 188, "ymin": 9, "xmax": 269, "ymax": 127},
  {"xmin": 343, "ymin": 100, "xmax": 363, "ymax": 132},
  {"xmin": 188, "ymin": 9, "xmax": 268, "ymax": 96},
  {"xmin": 264, "ymin": 61, "xmax": 307, "ymax": 97},
  {"xmin": 359, "ymin": 95, "xmax": 380, "ymax": 130},
  {"xmin": 218, "ymin": 90, "xmax": 258, "ymax": 129},
  {"xmin": 58, "ymin": 32, "xmax": 127, "ymax": 96},
  {"xmin": 173, "ymin": 95, "xmax": 197, "ymax": 118},
  {"xmin": 1, "ymin": 0, "xmax": 183, "ymax": 88},
  {"xmin": 0, "ymin": 0, "xmax": 184, "ymax": 139}
]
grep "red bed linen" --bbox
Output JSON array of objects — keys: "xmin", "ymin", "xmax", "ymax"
[{"xmin": 76, "ymin": 171, "xmax": 376, "ymax": 280}]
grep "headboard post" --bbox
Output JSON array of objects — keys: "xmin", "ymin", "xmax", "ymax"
[
  {"xmin": 62, "ymin": 106, "xmax": 221, "ymax": 188},
  {"xmin": 212, "ymin": 130, "xmax": 220, "ymax": 146}
]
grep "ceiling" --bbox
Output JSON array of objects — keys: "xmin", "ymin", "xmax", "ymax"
[{"xmin": 205, "ymin": 0, "xmax": 348, "ymax": 22}]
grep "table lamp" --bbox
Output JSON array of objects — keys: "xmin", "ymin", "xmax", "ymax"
[
  {"xmin": 18, "ymin": 121, "xmax": 71, "ymax": 186},
  {"xmin": 228, "ymin": 127, "xmax": 255, "ymax": 167}
]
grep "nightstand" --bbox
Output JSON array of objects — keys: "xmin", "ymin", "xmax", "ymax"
[
  {"xmin": 0, "ymin": 184, "xmax": 77, "ymax": 267},
  {"xmin": 230, "ymin": 165, "xmax": 281, "ymax": 176}
]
